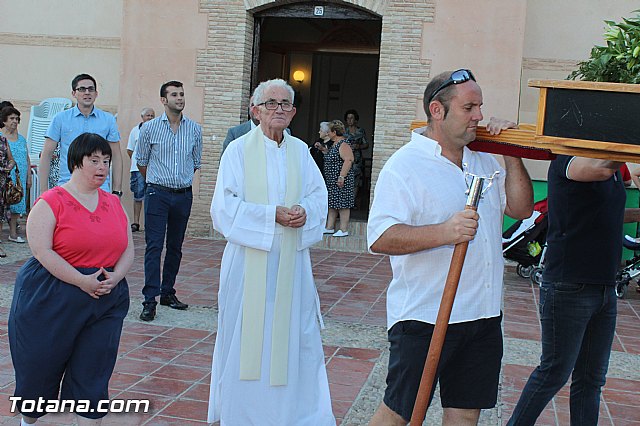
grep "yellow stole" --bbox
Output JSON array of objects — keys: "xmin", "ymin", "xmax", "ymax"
[{"xmin": 240, "ymin": 125, "xmax": 300, "ymax": 386}]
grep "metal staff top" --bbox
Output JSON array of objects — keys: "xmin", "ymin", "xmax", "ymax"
[{"xmin": 464, "ymin": 166, "xmax": 500, "ymax": 208}]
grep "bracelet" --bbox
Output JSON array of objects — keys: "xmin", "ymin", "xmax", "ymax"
[{"xmin": 112, "ymin": 190, "xmax": 123, "ymax": 196}]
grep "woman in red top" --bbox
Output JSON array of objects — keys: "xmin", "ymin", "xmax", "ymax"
[{"xmin": 9, "ymin": 133, "xmax": 134, "ymax": 426}]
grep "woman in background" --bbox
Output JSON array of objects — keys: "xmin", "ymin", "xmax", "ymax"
[
  {"xmin": 0, "ymin": 106, "xmax": 32, "ymax": 243},
  {"xmin": 315, "ymin": 120, "xmax": 354, "ymax": 237},
  {"xmin": 343, "ymin": 109, "xmax": 368, "ymax": 204},
  {"xmin": 310, "ymin": 121, "xmax": 332, "ymax": 177},
  {"xmin": 0, "ymin": 132, "xmax": 16, "ymax": 257}
]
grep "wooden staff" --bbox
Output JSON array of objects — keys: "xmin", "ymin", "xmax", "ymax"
[{"xmin": 410, "ymin": 174, "xmax": 490, "ymax": 425}]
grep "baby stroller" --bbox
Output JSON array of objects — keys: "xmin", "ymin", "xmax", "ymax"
[
  {"xmin": 502, "ymin": 199, "xmax": 548, "ymax": 285},
  {"xmin": 616, "ymin": 235, "xmax": 640, "ymax": 299}
]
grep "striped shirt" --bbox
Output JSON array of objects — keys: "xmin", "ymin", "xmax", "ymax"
[{"xmin": 136, "ymin": 112, "xmax": 202, "ymax": 188}]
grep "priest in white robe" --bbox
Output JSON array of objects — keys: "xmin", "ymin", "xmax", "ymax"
[{"xmin": 208, "ymin": 79, "xmax": 335, "ymax": 425}]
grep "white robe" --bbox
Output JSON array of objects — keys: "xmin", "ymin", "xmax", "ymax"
[{"xmin": 208, "ymin": 133, "xmax": 335, "ymax": 425}]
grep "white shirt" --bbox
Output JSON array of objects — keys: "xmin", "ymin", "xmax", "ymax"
[
  {"xmin": 367, "ymin": 127, "xmax": 507, "ymax": 328},
  {"xmin": 126, "ymin": 124, "xmax": 141, "ymax": 172}
]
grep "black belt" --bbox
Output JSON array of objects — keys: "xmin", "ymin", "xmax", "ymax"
[{"xmin": 149, "ymin": 183, "xmax": 192, "ymax": 193}]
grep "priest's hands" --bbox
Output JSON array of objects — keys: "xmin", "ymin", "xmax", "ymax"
[
  {"xmin": 276, "ymin": 205, "xmax": 307, "ymax": 228},
  {"xmin": 289, "ymin": 205, "xmax": 307, "ymax": 228}
]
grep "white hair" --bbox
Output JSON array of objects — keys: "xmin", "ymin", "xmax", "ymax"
[
  {"xmin": 140, "ymin": 107, "xmax": 155, "ymax": 117},
  {"xmin": 252, "ymin": 79, "xmax": 295, "ymax": 105},
  {"xmin": 319, "ymin": 121, "xmax": 330, "ymax": 133}
]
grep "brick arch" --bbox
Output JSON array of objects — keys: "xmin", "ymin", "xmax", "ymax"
[{"xmin": 244, "ymin": 0, "xmax": 389, "ymax": 16}]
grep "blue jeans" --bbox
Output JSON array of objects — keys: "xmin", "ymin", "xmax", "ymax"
[
  {"xmin": 507, "ymin": 282, "xmax": 617, "ymax": 426},
  {"xmin": 142, "ymin": 185, "xmax": 192, "ymax": 305}
]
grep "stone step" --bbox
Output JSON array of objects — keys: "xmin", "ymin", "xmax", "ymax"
[{"xmin": 315, "ymin": 220, "xmax": 368, "ymax": 252}]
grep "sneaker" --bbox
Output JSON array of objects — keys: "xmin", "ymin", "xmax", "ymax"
[
  {"xmin": 333, "ymin": 230, "xmax": 349, "ymax": 237},
  {"xmin": 323, "ymin": 228, "xmax": 335, "ymax": 234},
  {"xmin": 8, "ymin": 236, "xmax": 25, "ymax": 243}
]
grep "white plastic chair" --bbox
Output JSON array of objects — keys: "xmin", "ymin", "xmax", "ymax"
[
  {"xmin": 26, "ymin": 97, "xmax": 72, "ymax": 167},
  {"xmin": 26, "ymin": 97, "xmax": 72, "ymax": 205},
  {"xmin": 30, "ymin": 166, "xmax": 40, "ymax": 207}
]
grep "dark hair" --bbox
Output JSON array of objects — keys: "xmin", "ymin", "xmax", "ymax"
[
  {"xmin": 67, "ymin": 133, "xmax": 112, "ymax": 173},
  {"xmin": 344, "ymin": 109, "xmax": 359, "ymax": 122},
  {"xmin": 423, "ymin": 71, "xmax": 457, "ymax": 120},
  {"xmin": 72, "ymin": 74, "xmax": 97, "ymax": 91},
  {"xmin": 160, "ymin": 80, "xmax": 183, "ymax": 98},
  {"xmin": 0, "ymin": 107, "xmax": 20, "ymax": 129},
  {"xmin": 0, "ymin": 101, "xmax": 14, "ymax": 110},
  {"xmin": 328, "ymin": 119, "xmax": 346, "ymax": 136}
]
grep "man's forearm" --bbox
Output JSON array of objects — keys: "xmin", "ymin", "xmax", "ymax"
[
  {"xmin": 39, "ymin": 139, "xmax": 56, "ymax": 193},
  {"xmin": 371, "ymin": 223, "xmax": 452, "ymax": 255},
  {"xmin": 138, "ymin": 165, "xmax": 147, "ymax": 179},
  {"xmin": 111, "ymin": 142, "xmax": 123, "ymax": 191},
  {"xmin": 504, "ymin": 156, "xmax": 533, "ymax": 220}
]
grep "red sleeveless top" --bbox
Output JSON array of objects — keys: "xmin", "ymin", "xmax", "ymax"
[{"xmin": 38, "ymin": 187, "xmax": 128, "ymax": 268}]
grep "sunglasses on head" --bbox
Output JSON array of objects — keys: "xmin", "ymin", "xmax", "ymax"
[{"xmin": 427, "ymin": 69, "xmax": 476, "ymax": 104}]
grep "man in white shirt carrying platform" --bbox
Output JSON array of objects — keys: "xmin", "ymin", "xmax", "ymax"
[{"xmin": 367, "ymin": 69, "xmax": 533, "ymax": 426}]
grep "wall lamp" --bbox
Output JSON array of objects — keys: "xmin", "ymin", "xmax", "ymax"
[{"xmin": 293, "ymin": 70, "xmax": 305, "ymax": 83}]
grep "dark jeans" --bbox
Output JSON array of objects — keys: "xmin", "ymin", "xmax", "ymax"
[
  {"xmin": 507, "ymin": 282, "xmax": 617, "ymax": 426},
  {"xmin": 142, "ymin": 185, "xmax": 192, "ymax": 305}
]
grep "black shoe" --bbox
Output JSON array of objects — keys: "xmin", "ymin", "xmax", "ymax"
[
  {"xmin": 140, "ymin": 303, "xmax": 156, "ymax": 321},
  {"xmin": 160, "ymin": 294, "xmax": 188, "ymax": 310}
]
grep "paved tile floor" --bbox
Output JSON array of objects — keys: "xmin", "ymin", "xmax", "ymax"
[{"xmin": 0, "ymin": 233, "xmax": 639, "ymax": 425}]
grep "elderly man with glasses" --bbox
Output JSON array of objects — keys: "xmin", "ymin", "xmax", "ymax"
[
  {"xmin": 40, "ymin": 73, "xmax": 123, "ymax": 195},
  {"xmin": 367, "ymin": 69, "xmax": 533, "ymax": 426},
  {"xmin": 208, "ymin": 78, "xmax": 334, "ymax": 425}
]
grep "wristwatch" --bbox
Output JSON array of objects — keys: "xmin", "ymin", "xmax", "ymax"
[{"xmin": 112, "ymin": 190, "xmax": 123, "ymax": 196}]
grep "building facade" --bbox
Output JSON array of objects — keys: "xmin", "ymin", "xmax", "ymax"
[{"xmin": 0, "ymin": 0, "xmax": 634, "ymax": 235}]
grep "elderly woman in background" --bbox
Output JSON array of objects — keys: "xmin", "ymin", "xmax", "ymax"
[
  {"xmin": 9, "ymin": 133, "xmax": 133, "ymax": 426},
  {"xmin": 310, "ymin": 121, "xmax": 332, "ymax": 177},
  {"xmin": 0, "ymin": 132, "xmax": 16, "ymax": 258},
  {"xmin": 0, "ymin": 107, "xmax": 32, "ymax": 243},
  {"xmin": 315, "ymin": 119, "xmax": 354, "ymax": 237},
  {"xmin": 343, "ymin": 109, "xmax": 368, "ymax": 203}
]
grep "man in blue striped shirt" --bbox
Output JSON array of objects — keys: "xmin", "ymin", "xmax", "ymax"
[{"xmin": 136, "ymin": 80, "xmax": 202, "ymax": 322}]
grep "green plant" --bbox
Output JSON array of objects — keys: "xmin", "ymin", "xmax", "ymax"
[{"xmin": 568, "ymin": 10, "xmax": 640, "ymax": 83}]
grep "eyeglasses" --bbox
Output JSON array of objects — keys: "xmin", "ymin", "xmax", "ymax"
[
  {"xmin": 427, "ymin": 69, "xmax": 476, "ymax": 104},
  {"xmin": 256, "ymin": 100, "xmax": 294, "ymax": 112},
  {"xmin": 75, "ymin": 86, "xmax": 96, "ymax": 93}
]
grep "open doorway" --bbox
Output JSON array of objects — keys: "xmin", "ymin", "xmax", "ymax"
[{"xmin": 252, "ymin": 3, "xmax": 382, "ymax": 219}]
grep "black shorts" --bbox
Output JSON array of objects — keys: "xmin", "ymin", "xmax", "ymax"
[{"xmin": 383, "ymin": 315, "xmax": 503, "ymax": 421}]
